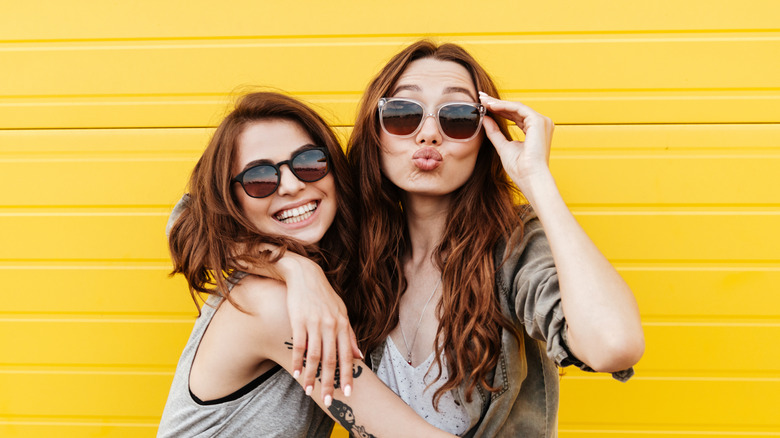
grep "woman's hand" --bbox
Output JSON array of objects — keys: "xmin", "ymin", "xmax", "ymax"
[
  {"xmin": 479, "ymin": 92, "xmax": 554, "ymax": 204},
  {"xmin": 276, "ymin": 252, "xmax": 362, "ymax": 404}
]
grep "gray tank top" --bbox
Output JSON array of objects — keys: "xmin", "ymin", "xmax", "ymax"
[{"xmin": 157, "ymin": 295, "xmax": 333, "ymax": 437}]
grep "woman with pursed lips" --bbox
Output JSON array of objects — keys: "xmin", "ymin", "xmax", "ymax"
[{"xmin": 343, "ymin": 40, "xmax": 645, "ymax": 436}]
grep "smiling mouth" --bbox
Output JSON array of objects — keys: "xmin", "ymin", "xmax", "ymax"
[{"xmin": 274, "ymin": 201, "xmax": 319, "ymax": 224}]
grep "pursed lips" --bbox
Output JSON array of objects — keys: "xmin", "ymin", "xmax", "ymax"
[{"xmin": 412, "ymin": 147, "xmax": 442, "ymax": 171}]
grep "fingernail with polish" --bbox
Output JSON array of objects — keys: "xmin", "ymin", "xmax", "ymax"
[
  {"xmin": 305, "ymin": 386, "xmax": 313, "ymax": 396},
  {"xmin": 344, "ymin": 385, "xmax": 352, "ymax": 397},
  {"xmin": 293, "ymin": 370, "xmax": 300, "ymax": 379},
  {"xmin": 324, "ymin": 395, "xmax": 333, "ymax": 407}
]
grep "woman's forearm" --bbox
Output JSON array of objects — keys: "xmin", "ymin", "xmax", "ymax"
[{"xmin": 523, "ymin": 170, "xmax": 644, "ymax": 372}]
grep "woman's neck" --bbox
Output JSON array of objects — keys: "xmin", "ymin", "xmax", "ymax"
[{"xmin": 401, "ymin": 193, "xmax": 451, "ymax": 268}]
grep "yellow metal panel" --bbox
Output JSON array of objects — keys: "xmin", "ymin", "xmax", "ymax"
[
  {"xmin": 3, "ymin": 266, "xmax": 191, "ymax": 314},
  {"xmin": 0, "ymin": 213, "xmax": 169, "ymax": 261},
  {"xmin": 575, "ymin": 212, "xmax": 780, "ymax": 262},
  {"xmin": 555, "ymin": 155, "xmax": 780, "ymax": 206},
  {"xmin": 0, "ymin": 371, "xmax": 170, "ymax": 418},
  {"xmin": 0, "ymin": 422, "xmax": 156, "ymax": 438},
  {"xmin": 559, "ymin": 378, "xmax": 780, "ymax": 431},
  {"xmin": 1, "ymin": 213, "xmax": 777, "ymax": 262},
  {"xmin": 3, "ymin": 35, "xmax": 777, "ymax": 95},
  {"xmin": 560, "ymin": 432, "xmax": 775, "ymax": 438},
  {"xmin": 623, "ymin": 268, "xmax": 780, "ymax": 320},
  {"xmin": 0, "ymin": 318, "xmax": 191, "ymax": 367},
  {"xmin": 636, "ymin": 325, "xmax": 780, "ymax": 377},
  {"xmin": 0, "ymin": 128, "xmax": 211, "ymax": 154},
  {"xmin": 1, "ymin": 1, "xmax": 778, "ymax": 40},
  {"xmin": 0, "ymin": 158, "xmax": 195, "ymax": 207}
]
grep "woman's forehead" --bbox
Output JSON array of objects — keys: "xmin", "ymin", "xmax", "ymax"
[{"xmin": 392, "ymin": 58, "xmax": 476, "ymax": 99}]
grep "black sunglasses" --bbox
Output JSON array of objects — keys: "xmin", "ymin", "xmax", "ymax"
[
  {"xmin": 378, "ymin": 97, "xmax": 486, "ymax": 142},
  {"xmin": 231, "ymin": 146, "xmax": 330, "ymax": 198}
]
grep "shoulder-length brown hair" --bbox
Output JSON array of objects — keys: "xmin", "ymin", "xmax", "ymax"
[
  {"xmin": 169, "ymin": 92, "xmax": 357, "ymax": 312},
  {"xmin": 346, "ymin": 40, "xmax": 523, "ymax": 406}
]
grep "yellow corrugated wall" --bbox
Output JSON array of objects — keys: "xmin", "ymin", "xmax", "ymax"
[{"xmin": 1, "ymin": 2, "xmax": 778, "ymax": 437}]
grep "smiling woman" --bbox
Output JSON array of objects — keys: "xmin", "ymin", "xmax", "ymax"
[
  {"xmin": 231, "ymin": 121, "xmax": 337, "ymax": 244},
  {"xmin": 159, "ymin": 91, "xmax": 457, "ymax": 438}
]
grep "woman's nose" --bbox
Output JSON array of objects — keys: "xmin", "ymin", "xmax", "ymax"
[
  {"xmin": 275, "ymin": 165, "xmax": 305, "ymax": 196},
  {"xmin": 415, "ymin": 114, "xmax": 443, "ymax": 145}
]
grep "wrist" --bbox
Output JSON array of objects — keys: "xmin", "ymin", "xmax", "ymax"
[
  {"xmin": 276, "ymin": 254, "xmax": 305, "ymax": 280},
  {"xmin": 515, "ymin": 168, "xmax": 556, "ymax": 206}
]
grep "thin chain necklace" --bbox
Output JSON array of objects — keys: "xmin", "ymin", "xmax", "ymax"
[{"xmin": 399, "ymin": 277, "xmax": 442, "ymax": 365}]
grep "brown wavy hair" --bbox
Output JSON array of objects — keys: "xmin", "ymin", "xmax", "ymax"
[
  {"xmin": 346, "ymin": 40, "xmax": 524, "ymax": 406},
  {"xmin": 169, "ymin": 92, "xmax": 357, "ymax": 313}
]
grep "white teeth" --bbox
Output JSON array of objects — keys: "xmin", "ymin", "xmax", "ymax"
[{"xmin": 275, "ymin": 201, "xmax": 318, "ymax": 223}]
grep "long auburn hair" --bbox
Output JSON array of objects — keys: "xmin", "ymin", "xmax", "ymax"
[
  {"xmin": 346, "ymin": 40, "xmax": 524, "ymax": 406},
  {"xmin": 169, "ymin": 92, "xmax": 357, "ymax": 312}
]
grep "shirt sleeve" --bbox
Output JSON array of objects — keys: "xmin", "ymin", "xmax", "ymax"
[
  {"xmin": 165, "ymin": 193, "xmax": 191, "ymax": 238},
  {"xmin": 507, "ymin": 212, "xmax": 634, "ymax": 382}
]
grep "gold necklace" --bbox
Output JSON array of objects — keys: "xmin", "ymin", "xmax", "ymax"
[{"xmin": 399, "ymin": 277, "xmax": 442, "ymax": 365}]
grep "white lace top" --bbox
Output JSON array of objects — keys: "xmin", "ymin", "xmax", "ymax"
[{"xmin": 375, "ymin": 336, "xmax": 469, "ymax": 435}]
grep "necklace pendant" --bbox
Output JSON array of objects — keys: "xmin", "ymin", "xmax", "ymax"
[{"xmin": 407, "ymin": 360, "xmax": 413, "ymax": 365}]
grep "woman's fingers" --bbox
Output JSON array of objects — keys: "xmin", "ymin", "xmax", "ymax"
[
  {"xmin": 349, "ymin": 325, "xmax": 362, "ymax": 360},
  {"xmin": 479, "ymin": 92, "xmax": 555, "ymax": 137},
  {"xmin": 482, "ymin": 116, "xmax": 515, "ymax": 156},
  {"xmin": 301, "ymin": 327, "xmax": 322, "ymax": 398},
  {"xmin": 337, "ymin": 324, "xmax": 354, "ymax": 397},
  {"xmin": 479, "ymin": 92, "xmax": 530, "ymax": 126},
  {"xmin": 290, "ymin": 321, "xmax": 307, "ymax": 379},
  {"xmin": 318, "ymin": 320, "xmax": 338, "ymax": 406}
]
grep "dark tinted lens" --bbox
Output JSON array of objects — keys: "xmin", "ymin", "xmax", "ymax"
[
  {"xmin": 382, "ymin": 100, "xmax": 424, "ymax": 136},
  {"xmin": 242, "ymin": 164, "xmax": 279, "ymax": 198},
  {"xmin": 291, "ymin": 149, "xmax": 329, "ymax": 181},
  {"xmin": 439, "ymin": 104, "xmax": 481, "ymax": 139}
]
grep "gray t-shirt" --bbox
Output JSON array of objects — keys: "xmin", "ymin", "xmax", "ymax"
[{"xmin": 157, "ymin": 294, "xmax": 333, "ymax": 437}]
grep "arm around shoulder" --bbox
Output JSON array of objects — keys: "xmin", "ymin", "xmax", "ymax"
[{"xmin": 233, "ymin": 275, "xmax": 456, "ymax": 438}]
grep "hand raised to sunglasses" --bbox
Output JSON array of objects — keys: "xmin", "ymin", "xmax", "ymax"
[{"xmin": 479, "ymin": 93, "xmax": 554, "ymax": 205}]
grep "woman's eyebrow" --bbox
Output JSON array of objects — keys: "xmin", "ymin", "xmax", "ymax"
[
  {"xmin": 392, "ymin": 84, "xmax": 476, "ymax": 101},
  {"xmin": 443, "ymin": 86, "xmax": 477, "ymax": 101},
  {"xmin": 391, "ymin": 84, "xmax": 421, "ymax": 95}
]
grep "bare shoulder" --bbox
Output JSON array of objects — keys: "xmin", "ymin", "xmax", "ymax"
[
  {"xmin": 189, "ymin": 275, "xmax": 293, "ymax": 400},
  {"xmin": 224, "ymin": 274, "xmax": 293, "ymax": 337}
]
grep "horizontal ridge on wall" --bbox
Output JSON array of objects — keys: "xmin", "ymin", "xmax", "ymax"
[{"xmin": 1, "ymin": 33, "xmax": 778, "ymax": 128}]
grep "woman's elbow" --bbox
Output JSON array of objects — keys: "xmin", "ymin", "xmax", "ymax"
[{"xmin": 589, "ymin": 331, "xmax": 645, "ymax": 373}]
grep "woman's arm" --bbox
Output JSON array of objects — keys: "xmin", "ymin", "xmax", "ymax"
[
  {"xmin": 227, "ymin": 276, "xmax": 455, "ymax": 438},
  {"xmin": 480, "ymin": 93, "xmax": 644, "ymax": 372},
  {"xmin": 166, "ymin": 193, "xmax": 359, "ymax": 402},
  {"xmin": 238, "ymin": 252, "xmax": 360, "ymax": 404}
]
